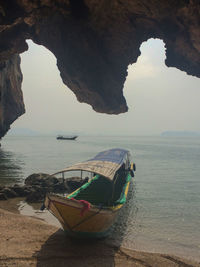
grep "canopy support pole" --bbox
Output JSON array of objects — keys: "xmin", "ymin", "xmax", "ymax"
[{"xmin": 111, "ymin": 174, "xmax": 118, "ymax": 204}]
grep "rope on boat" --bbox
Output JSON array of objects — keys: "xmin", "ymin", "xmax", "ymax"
[
  {"xmin": 47, "ymin": 196, "xmax": 103, "ymax": 234},
  {"xmin": 71, "ymin": 198, "xmax": 91, "ymax": 216}
]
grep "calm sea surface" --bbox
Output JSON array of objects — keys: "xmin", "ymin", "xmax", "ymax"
[{"xmin": 0, "ymin": 135, "xmax": 200, "ymax": 261}]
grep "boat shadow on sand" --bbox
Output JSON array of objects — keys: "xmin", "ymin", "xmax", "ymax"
[
  {"xmin": 35, "ymin": 230, "xmax": 118, "ymax": 267},
  {"xmin": 35, "ymin": 181, "xmax": 137, "ymax": 267}
]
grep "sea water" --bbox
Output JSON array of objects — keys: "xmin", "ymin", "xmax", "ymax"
[{"xmin": 0, "ymin": 135, "xmax": 200, "ymax": 261}]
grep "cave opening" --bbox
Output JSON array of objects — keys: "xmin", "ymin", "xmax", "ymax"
[
  {"xmin": 123, "ymin": 38, "xmax": 200, "ymax": 136},
  {"xmin": 9, "ymin": 38, "xmax": 200, "ymax": 136}
]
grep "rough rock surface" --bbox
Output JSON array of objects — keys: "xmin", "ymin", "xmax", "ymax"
[
  {"xmin": 0, "ymin": 1, "xmax": 200, "ymax": 137},
  {"xmin": 0, "ymin": 55, "xmax": 24, "ymax": 138},
  {"xmin": 0, "ymin": 173, "xmax": 87, "ymax": 203}
]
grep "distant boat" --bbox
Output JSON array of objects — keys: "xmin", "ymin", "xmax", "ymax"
[
  {"xmin": 56, "ymin": 135, "xmax": 78, "ymax": 140},
  {"xmin": 43, "ymin": 148, "xmax": 136, "ymax": 238}
]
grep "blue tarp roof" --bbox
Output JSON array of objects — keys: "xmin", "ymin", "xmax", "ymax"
[{"xmin": 89, "ymin": 148, "xmax": 129, "ymax": 164}]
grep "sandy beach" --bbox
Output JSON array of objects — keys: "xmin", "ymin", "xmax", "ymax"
[{"xmin": 0, "ymin": 200, "xmax": 199, "ymax": 267}]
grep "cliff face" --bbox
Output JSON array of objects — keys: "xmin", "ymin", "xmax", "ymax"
[
  {"xmin": 0, "ymin": 0, "xmax": 200, "ymax": 137},
  {"xmin": 0, "ymin": 55, "xmax": 25, "ymax": 138}
]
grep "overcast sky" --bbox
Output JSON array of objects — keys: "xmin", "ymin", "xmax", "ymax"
[{"xmin": 11, "ymin": 38, "xmax": 200, "ymax": 135}]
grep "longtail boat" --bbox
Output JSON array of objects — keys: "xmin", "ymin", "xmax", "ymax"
[
  {"xmin": 56, "ymin": 135, "xmax": 78, "ymax": 140},
  {"xmin": 44, "ymin": 148, "xmax": 136, "ymax": 238}
]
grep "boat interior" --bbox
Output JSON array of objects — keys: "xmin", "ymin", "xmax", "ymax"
[{"xmin": 67, "ymin": 168, "xmax": 129, "ymax": 207}]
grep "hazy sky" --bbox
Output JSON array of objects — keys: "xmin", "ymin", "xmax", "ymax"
[{"xmin": 11, "ymin": 38, "xmax": 200, "ymax": 135}]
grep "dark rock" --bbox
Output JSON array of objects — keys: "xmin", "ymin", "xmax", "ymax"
[
  {"xmin": 0, "ymin": 193, "xmax": 8, "ymax": 200},
  {"xmin": 0, "ymin": 174, "xmax": 88, "ymax": 202},
  {"xmin": 32, "ymin": 185, "xmax": 49, "ymax": 194},
  {"xmin": 25, "ymin": 173, "xmax": 51, "ymax": 186},
  {"xmin": 21, "ymin": 189, "xmax": 32, "ymax": 197},
  {"xmin": 0, "ymin": 55, "xmax": 24, "ymax": 138},
  {"xmin": 25, "ymin": 184, "xmax": 51, "ymax": 203},
  {"xmin": 26, "ymin": 190, "xmax": 45, "ymax": 203},
  {"xmin": 25, "ymin": 173, "xmax": 59, "ymax": 189},
  {"xmin": 11, "ymin": 185, "xmax": 32, "ymax": 197},
  {"xmin": 44, "ymin": 177, "xmax": 59, "ymax": 187},
  {"xmin": 1, "ymin": 187, "xmax": 18, "ymax": 198},
  {"xmin": 53, "ymin": 182, "xmax": 68, "ymax": 193},
  {"xmin": 67, "ymin": 177, "xmax": 88, "ymax": 191}
]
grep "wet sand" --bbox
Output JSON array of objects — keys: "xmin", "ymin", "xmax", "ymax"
[{"xmin": 0, "ymin": 200, "xmax": 199, "ymax": 267}]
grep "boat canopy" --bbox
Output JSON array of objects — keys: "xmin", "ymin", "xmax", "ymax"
[{"xmin": 53, "ymin": 148, "xmax": 130, "ymax": 181}]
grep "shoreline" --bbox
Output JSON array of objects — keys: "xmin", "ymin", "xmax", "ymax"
[{"xmin": 0, "ymin": 201, "xmax": 199, "ymax": 266}]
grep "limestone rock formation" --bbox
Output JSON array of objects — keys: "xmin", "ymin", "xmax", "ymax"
[
  {"xmin": 0, "ymin": 0, "xmax": 200, "ymax": 137},
  {"xmin": 0, "ymin": 55, "xmax": 25, "ymax": 138}
]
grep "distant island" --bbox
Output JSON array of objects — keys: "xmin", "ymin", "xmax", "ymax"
[
  {"xmin": 161, "ymin": 131, "xmax": 200, "ymax": 137},
  {"xmin": 7, "ymin": 128, "xmax": 40, "ymax": 136},
  {"xmin": 7, "ymin": 128, "xmax": 80, "ymax": 137}
]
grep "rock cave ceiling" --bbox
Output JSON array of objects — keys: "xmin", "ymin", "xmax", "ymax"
[{"xmin": 0, "ymin": 0, "xmax": 200, "ymax": 138}]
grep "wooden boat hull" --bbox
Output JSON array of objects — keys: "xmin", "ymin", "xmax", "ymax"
[
  {"xmin": 45, "ymin": 175, "xmax": 131, "ymax": 238},
  {"xmin": 43, "ymin": 149, "xmax": 135, "ymax": 238},
  {"xmin": 44, "ymin": 194, "xmax": 123, "ymax": 238}
]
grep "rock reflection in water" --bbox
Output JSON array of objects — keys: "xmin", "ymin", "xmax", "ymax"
[{"xmin": 0, "ymin": 149, "xmax": 23, "ymax": 185}]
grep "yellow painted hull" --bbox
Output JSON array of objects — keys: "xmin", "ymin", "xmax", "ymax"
[
  {"xmin": 45, "ymin": 195, "xmax": 120, "ymax": 237},
  {"xmin": 44, "ymin": 179, "xmax": 131, "ymax": 238}
]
